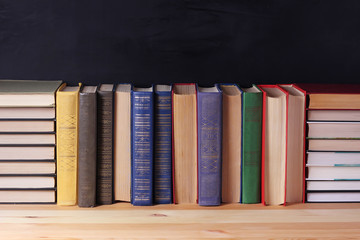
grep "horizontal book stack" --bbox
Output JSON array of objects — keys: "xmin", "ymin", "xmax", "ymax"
[
  {"xmin": 0, "ymin": 80, "xmax": 62, "ymax": 203},
  {"xmin": 298, "ymin": 84, "xmax": 360, "ymax": 202}
]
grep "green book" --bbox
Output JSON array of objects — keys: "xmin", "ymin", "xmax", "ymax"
[{"xmin": 241, "ymin": 85, "xmax": 263, "ymax": 204}]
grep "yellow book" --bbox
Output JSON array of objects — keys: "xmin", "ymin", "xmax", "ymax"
[{"xmin": 56, "ymin": 83, "xmax": 81, "ymax": 205}]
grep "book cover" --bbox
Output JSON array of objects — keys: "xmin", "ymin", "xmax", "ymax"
[
  {"xmin": 78, "ymin": 86, "xmax": 97, "ymax": 208},
  {"xmin": 114, "ymin": 84, "xmax": 132, "ymax": 202},
  {"xmin": 197, "ymin": 85, "xmax": 222, "ymax": 206},
  {"xmin": 56, "ymin": 83, "xmax": 81, "ymax": 206},
  {"xmin": 97, "ymin": 84, "xmax": 114, "ymax": 205},
  {"xmin": 131, "ymin": 86, "xmax": 154, "ymax": 206},
  {"xmin": 172, "ymin": 84, "xmax": 198, "ymax": 204},
  {"xmin": 154, "ymin": 85, "xmax": 172, "ymax": 204},
  {"xmin": 241, "ymin": 85, "xmax": 263, "ymax": 204}
]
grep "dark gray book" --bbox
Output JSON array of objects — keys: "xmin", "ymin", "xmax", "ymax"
[
  {"xmin": 78, "ymin": 86, "xmax": 97, "ymax": 208},
  {"xmin": 96, "ymin": 84, "xmax": 114, "ymax": 205}
]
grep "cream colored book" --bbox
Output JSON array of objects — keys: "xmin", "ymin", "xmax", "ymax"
[
  {"xmin": 219, "ymin": 84, "xmax": 241, "ymax": 203},
  {"xmin": 173, "ymin": 84, "xmax": 197, "ymax": 204},
  {"xmin": 114, "ymin": 84, "xmax": 132, "ymax": 202}
]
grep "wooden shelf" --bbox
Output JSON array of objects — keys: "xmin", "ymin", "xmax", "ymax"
[{"xmin": 1, "ymin": 203, "xmax": 360, "ymax": 239}]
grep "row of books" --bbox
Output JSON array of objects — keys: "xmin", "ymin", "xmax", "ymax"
[{"xmin": 1, "ymin": 80, "xmax": 360, "ymax": 205}]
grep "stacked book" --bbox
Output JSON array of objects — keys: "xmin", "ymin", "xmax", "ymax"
[
  {"xmin": 0, "ymin": 80, "xmax": 62, "ymax": 203},
  {"xmin": 299, "ymin": 84, "xmax": 360, "ymax": 202}
]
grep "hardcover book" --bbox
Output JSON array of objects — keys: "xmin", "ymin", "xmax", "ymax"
[
  {"xmin": 78, "ymin": 86, "xmax": 97, "ymax": 208},
  {"xmin": 241, "ymin": 85, "xmax": 262, "ymax": 204},
  {"xmin": 131, "ymin": 86, "xmax": 154, "ymax": 206},
  {"xmin": 279, "ymin": 84, "xmax": 306, "ymax": 203},
  {"xmin": 219, "ymin": 84, "xmax": 241, "ymax": 203},
  {"xmin": 114, "ymin": 84, "xmax": 132, "ymax": 202},
  {"xmin": 0, "ymin": 80, "xmax": 62, "ymax": 107},
  {"xmin": 97, "ymin": 84, "xmax": 114, "ymax": 205},
  {"xmin": 56, "ymin": 83, "xmax": 81, "ymax": 206},
  {"xmin": 197, "ymin": 85, "xmax": 222, "ymax": 206},
  {"xmin": 154, "ymin": 85, "xmax": 172, "ymax": 204},
  {"xmin": 172, "ymin": 84, "xmax": 198, "ymax": 204},
  {"xmin": 258, "ymin": 85, "xmax": 288, "ymax": 206},
  {"xmin": 295, "ymin": 83, "xmax": 360, "ymax": 109}
]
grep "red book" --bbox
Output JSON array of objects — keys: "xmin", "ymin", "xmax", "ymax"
[
  {"xmin": 258, "ymin": 85, "xmax": 288, "ymax": 206},
  {"xmin": 295, "ymin": 83, "xmax": 360, "ymax": 109},
  {"xmin": 172, "ymin": 83, "xmax": 198, "ymax": 204}
]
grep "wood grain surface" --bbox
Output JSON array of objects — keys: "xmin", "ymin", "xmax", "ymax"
[{"xmin": 1, "ymin": 203, "xmax": 360, "ymax": 239}]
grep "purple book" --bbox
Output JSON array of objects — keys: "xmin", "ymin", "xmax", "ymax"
[{"xmin": 197, "ymin": 85, "xmax": 222, "ymax": 206}]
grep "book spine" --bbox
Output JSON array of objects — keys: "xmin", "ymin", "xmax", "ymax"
[
  {"xmin": 131, "ymin": 91, "xmax": 154, "ymax": 206},
  {"xmin": 154, "ymin": 91, "xmax": 172, "ymax": 204},
  {"xmin": 56, "ymin": 87, "xmax": 79, "ymax": 205},
  {"xmin": 97, "ymin": 91, "xmax": 114, "ymax": 205},
  {"xmin": 78, "ymin": 92, "xmax": 97, "ymax": 207},
  {"xmin": 197, "ymin": 92, "xmax": 222, "ymax": 206},
  {"xmin": 241, "ymin": 91, "xmax": 263, "ymax": 204}
]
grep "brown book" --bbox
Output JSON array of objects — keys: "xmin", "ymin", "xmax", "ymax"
[
  {"xmin": 97, "ymin": 84, "xmax": 114, "ymax": 205},
  {"xmin": 78, "ymin": 86, "xmax": 97, "ymax": 208},
  {"xmin": 172, "ymin": 84, "xmax": 197, "ymax": 204},
  {"xmin": 219, "ymin": 84, "xmax": 241, "ymax": 203},
  {"xmin": 114, "ymin": 84, "xmax": 132, "ymax": 202}
]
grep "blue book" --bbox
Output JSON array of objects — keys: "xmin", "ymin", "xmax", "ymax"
[
  {"xmin": 154, "ymin": 85, "xmax": 173, "ymax": 204},
  {"xmin": 197, "ymin": 85, "xmax": 222, "ymax": 206},
  {"xmin": 131, "ymin": 86, "xmax": 154, "ymax": 206}
]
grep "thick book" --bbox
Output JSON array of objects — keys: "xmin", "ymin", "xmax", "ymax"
[
  {"xmin": 0, "ymin": 190, "xmax": 55, "ymax": 203},
  {"xmin": 307, "ymin": 192, "xmax": 360, "ymax": 202},
  {"xmin": 0, "ymin": 133, "xmax": 55, "ymax": 145},
  {"xmin": 172, "ymin": 84, "xmax": 198, "ymax": 204},
  {"xmin": 219, "ymin": 84, "xmax": 241, "ymax": 203},
  {"xmin": 307, "ymin": 165, "xmax": 360, "ymax": 180},
  {"xmin": 0, "ymin": 176, "xmax": 55, "ymax": 189},
  {"xmin": 131, "ymin": 86, "xmax": 154, "ymax": 206},
  {"xmin": 56, "ymin": 83, "xmax": 81, "ymax": 206},
  {"xmin": 0, "ymin": 161, "xmax": 55, "ymax": 174},
  {"xmin": 307, "ymin": 121, "xmax": 360, "ymax": 138},
  {"xmin": 78, "ymin": 86, "xmax": 97, "ymax": 208},
  {"xmin": 279, "ymin": 84, "xmax": 306, "ymax": 204},
  {"xmin": 241, "ymin": 85, "xmax": 262, "ymax": 204},
  {"xmin": 307, "ymin": 152, "xmax": 360, "ymax": 165},
  {"xmin": 307, "ymin": 180, "xmax": 360, "ymax": 191},
  {"xmin": 114, "ymin": 84, "xmax": 132, "ymax": 202},
  {"xmin": 197, "ymin": 85, "xmax": 222, "ymax": 206},
  {"xmin": 0, "ymin": 107, "xmax": 55, "ymax": 119},
  {"xmin": 97, "ymin": 84, "xmax": 114, "ymax": 205},
  {"xmin": 295, "ymin": 83, "xmax": 360, "ymax": 109},
  {"xmin": 0, "ymin": 146, "xmax": 54, "ymax": 160},
  {"xmin": 258, "ymin": 85, "xmax": 288, "ymax": 206},
  {"xmin": 308, "ymin": 139, "xmax": 360, "ymax": 151},
  {"xmin": 307, "ymin": 110, "xmax": 360, "ymax": 121},
  {"xmin": 0, "ymin": 80, "xmax": 62, "ymax": 107},
  {"xmin": 0, "ymin": 120, "xmax": 54, "ymax": 132},
  {"xmin": 154, "ymin": 85, "xmax": 172, "ymax": 204}
]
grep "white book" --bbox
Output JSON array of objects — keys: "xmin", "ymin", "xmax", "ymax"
[
  {"xmin": 307, "ymin": 181, "xmax": 360, "ymax": 191},
  {"xmin": 307, "ymin": 192, "xmax": 360, "ymax": 202}
]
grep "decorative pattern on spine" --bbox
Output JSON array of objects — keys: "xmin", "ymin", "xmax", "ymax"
[
  {"xmin": 154, "ymin": 85, "xmax": 172, "ymax": 204},
  {"xmin": 197, "ymin": 85, "xmax": 222, "ymax": 206},
  {"xmin": 131, "ymin": 87, "xmax": 154, "ymax": 206},
  {"xmin": 97, "ymin": 84, "xmax": 114, "ymax": 205},
  {"xmin": 56, "ymin": 83, "xmax": 81, "ymax": 206}
]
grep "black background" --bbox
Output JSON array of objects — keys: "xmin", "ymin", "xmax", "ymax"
[{"xmin": 0, "ymin": 0, "xmax": 360, "ymax": 87}]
